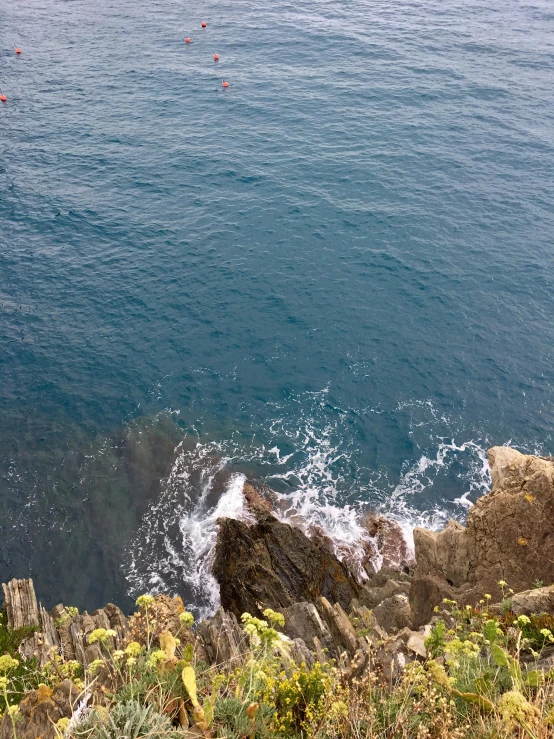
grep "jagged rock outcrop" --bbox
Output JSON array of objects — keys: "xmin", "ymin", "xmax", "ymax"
[
  {"xmin": 411, "ymin": 447, "xmax": 554, "ymax": 627},
  {"xmin": 279, "ymin": 602, "xmax": 335, "ymax": 656},
  {"xmin": 373, "ymin": 594, "xmax": 412, "ymax": 632},
  {"xmin": 196, "ymin": 608, "xmax": 246, "ymax": 665},
  {"xmin": 362, "ymin": 514, "xmax": 414, "ymax": 574},
  {"xmin": 213, "ymin": 510, "xmax": 362, "ymax": 618},
  {"xmin": 0, "ymin": 680, "xmax": 78, "ymax": 739},
  {"xmin": 2, "ymin": 579, "xmax": 40, "ymax": 630},
  {"xmin": 2, "ymin": 578, "xmax": 129, "ymax": 667},
  {"xmin": 358, "ymin": 567, "xmax": 411, "ymax": 610},
  {"xmin": 316, "ymin": 597, "xmax": 359, "ymax": 655}
]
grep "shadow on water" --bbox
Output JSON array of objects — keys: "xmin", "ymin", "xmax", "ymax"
[{"xmin": 0, "ymin": 412, "xmax": 232, "ymax": 613}]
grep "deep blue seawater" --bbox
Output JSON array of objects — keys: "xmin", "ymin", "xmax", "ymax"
[{"xmin": 1, "ymin": 0, "xmax": 554, "ymax": 615}]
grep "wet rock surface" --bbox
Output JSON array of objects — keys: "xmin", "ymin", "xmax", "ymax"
[
  {"xmin": 362, "ymin": 514, "xmax": 414, "ymax": 574},
  {"xmin": 213, "ymin": 509, "xmax": 362, "ymax": 618}
]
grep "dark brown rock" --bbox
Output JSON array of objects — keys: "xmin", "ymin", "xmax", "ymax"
[
  {"xmin": 242, "ymin": 481, "xmax": 277, "ymax": 516},
  {"xmin": 213, "ymin": 511, "xmax": 362, "ymax": 618}
]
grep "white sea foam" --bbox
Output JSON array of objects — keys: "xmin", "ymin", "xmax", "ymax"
[
  {"xmin": 383, "ymin": 440, "xmax": 492, "ymax": 534},
  {"xmin": 256, "ymin": 397, "xmax": 494, "ymax": 575},
  {"xmin": 125, "ymin": 440, "xmax": 251, "ymax": 619},
  {"xmin": 125, "ymin": 395, "xmax": 499, "ymax": 617}
]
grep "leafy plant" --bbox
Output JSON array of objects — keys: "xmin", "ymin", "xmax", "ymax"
[
  {"xmin": 424, "ymin": 620, "xmax": 446, "ymax": 658},
  {"xmin": 70, "ymin": 700, "xmax": 180, "ymax": 739},
  {"xmin": 214, "ymin": 697, "xmax": 273, "ymax": 739}
]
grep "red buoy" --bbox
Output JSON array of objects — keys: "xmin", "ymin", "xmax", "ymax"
[
  {"xmin": 185, "ymin": 37, "xmax": 191, "ymax": 43},
  {"xmin": 213, "ymin": 53, "xmax": 219, "ymax": 61},
  {"xmin": 0, "ymin": 95, "xmax": 7, "ymax": 102},
  {"xmin": 15, "ymin": 48, "xmax": 22, "ymax": 55},
  {"xmin": 222, "ymin": 80, "xmax": 229, "ymax": 88},
  {"xmin": 201, "ymin": 21, "xmax": 207, "ymax": 28}
]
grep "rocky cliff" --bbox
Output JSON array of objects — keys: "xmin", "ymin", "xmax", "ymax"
[
  {"xmin": 4, "ymin": 446, "xmax": 554, "ymax": 739},
  {"xmin": 410, "ymin": 447, "xmax": 554, "ymax": 626}
]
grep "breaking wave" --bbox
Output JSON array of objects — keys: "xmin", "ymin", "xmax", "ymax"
[
  {"xmin": 124, "ymin": 392, "xmax": 528, "ymax": 618},
  {"xmin": 125, "ymin": 441, "xmax": 252, "ymax": 620}
]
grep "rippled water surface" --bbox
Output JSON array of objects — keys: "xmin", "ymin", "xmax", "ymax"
[{"xmin": 1, "ymin": 0, "xmax": 553, "ymax": 614}]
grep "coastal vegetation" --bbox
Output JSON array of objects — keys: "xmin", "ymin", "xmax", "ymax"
[
  {"xmin": 3, "ymin": 447, "xmax": 554, "ymax": 738},
  {"xmin": 2, "ymin": 591, "xmax": 554, "ymax": 738}
]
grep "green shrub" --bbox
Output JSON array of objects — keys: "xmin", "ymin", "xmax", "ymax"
[
  {"xmin": 0, "ymin": 611, "xmax": 40, "ymax": 713},
  {"xmin": 214, "ymin": 697, "xmax": 274, "ymax": 739}
]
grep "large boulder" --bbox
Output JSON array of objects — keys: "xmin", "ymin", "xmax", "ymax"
[
  {"xmin": 196, "ymin": 608, "xmax": 245, "ymax": 665},
  {"xmin": 279, "ymin": 602, "xmax": 335, "ymax": 656},
  {"xmin": 359, "ymin": 574, "xmax": 411, "ymax": 610},
  {"xmin": 373, "ymin": 594, "xmax": 412, "ymax": 632},
  {"xmin": 213, "ymin": 511, "xmax": 362, "ymax": 618},
  {"xmin": 510, "ymin": 585, "xmax": 554, "ymax": 616},
  {"xmin": 410, "ymin": 448, "xmax": 554, "ymax": 626}
]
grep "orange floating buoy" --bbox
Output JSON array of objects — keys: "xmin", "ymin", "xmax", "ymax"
[
  {"xmin": 185, "ymin": 37, "xmax": 191, "ymax": 43},
  {"xmin": 213, "ymin": 53, "xmax": 219, "ymax": 61},
  {"xmin": 222, "ymin": 80, "xmax": 229, "ymax": 88},
  {"xmin": 15, "ymin": 48, "xmax": 22, "ymax": 54},
  {"xmin": 201, "ymin": 21, "xmax": 207, "ymax": 28},
  {"xmin": 0, "ymin": 95, "xmax": 7, "ymax": 102}
]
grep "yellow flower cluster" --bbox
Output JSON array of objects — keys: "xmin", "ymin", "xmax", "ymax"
[
  {"xmin": 241, "ymin": 612, "xmax": 279, "ymax": 643},
  {"xmin": 125, "ymin": 641, "xmax": 142, "ymax": 657},
  {"xmin": 135, "ymin": 594, "xmax": 155, "ymax": 609},
  {"xmin": 88, "ymin": 659, "xmax": 105, "ymax": 675},
  {"xmin": 498, "ymin": 690, "xmax": 539, "ymax": 730},
  {"xmin": 88, "ymin": 628, "xmax": 117, "ymax": 645},
  {"xmin": 147, "ymin": 649, "xmax": 167, "ymax": 668},
  {"xmin": 0, "ymin": 656, "xmax": 19, "ymax": 673},
  {"xmin": 179, "ymin": 611, "xmax": 194, "ymax": 628}
]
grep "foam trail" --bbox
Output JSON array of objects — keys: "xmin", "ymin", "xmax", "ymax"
[
  {"xmin": 258, "ymin": 400, "xmax": 493, "ymax": 574},
  {"xmin": 177, "ymin": 472, "xmax": 251, "ymax": 616}
]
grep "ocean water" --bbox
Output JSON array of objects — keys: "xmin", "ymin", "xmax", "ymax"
[{"xmin": 1, "ymin": 0, "xmax": 554, "ymax": 616}]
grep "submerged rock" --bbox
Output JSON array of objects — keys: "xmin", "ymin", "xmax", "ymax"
[{"xmin": 411, "ymin": 447, "xmax": 554, "ymax": 626}]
